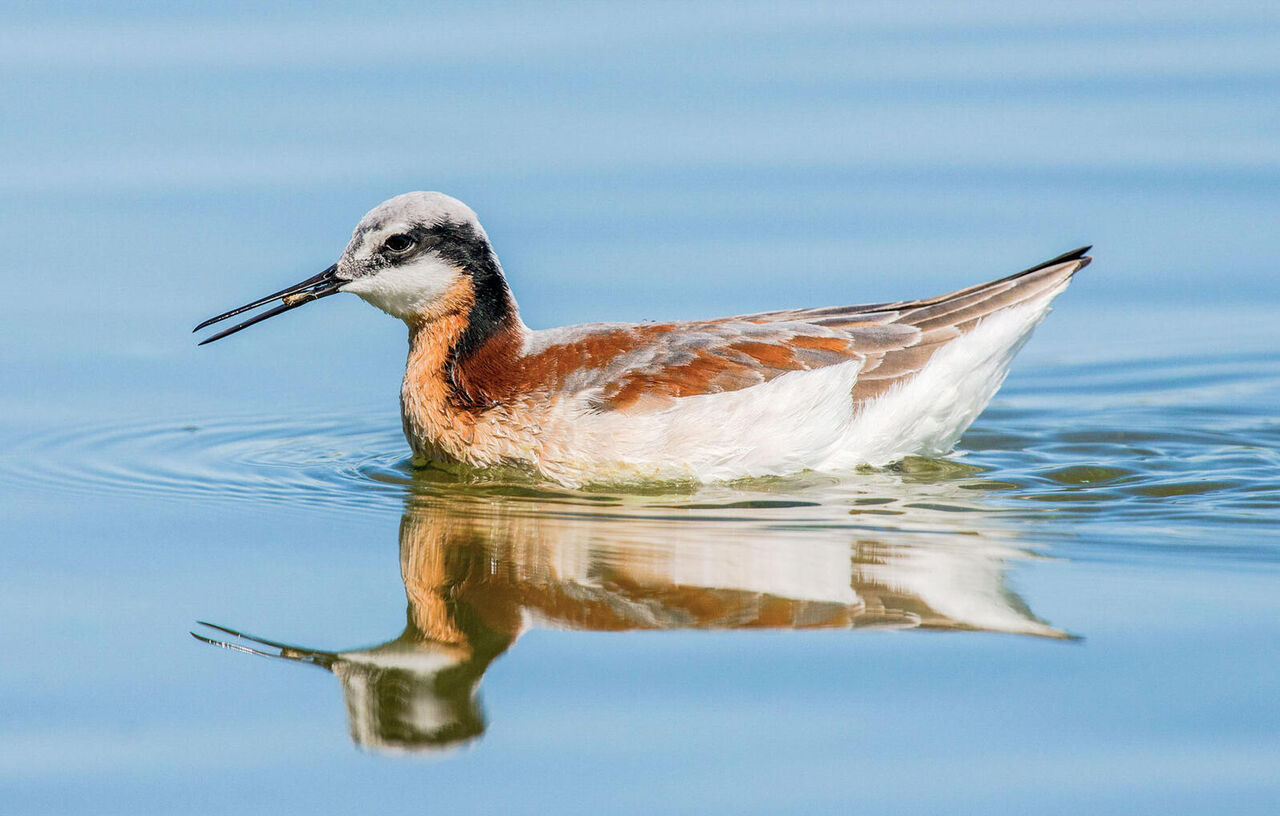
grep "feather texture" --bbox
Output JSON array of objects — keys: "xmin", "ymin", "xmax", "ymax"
[
  {"xmin": 505, "ymin": 250, "xmax": 1089, "ymax": 413},
  {"xmin": 398, "ymin": 249, "xmax": 1090, "ymax": 485}
]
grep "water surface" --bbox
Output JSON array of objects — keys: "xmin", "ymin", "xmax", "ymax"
[{"xmin": 2, "ymin": 2, "xmax": 1279, "ymax": 814}]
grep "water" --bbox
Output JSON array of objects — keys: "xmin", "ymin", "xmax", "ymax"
[{"xmin": 3, "ymin": 2, "xmax": 1280, "ymax": 814}]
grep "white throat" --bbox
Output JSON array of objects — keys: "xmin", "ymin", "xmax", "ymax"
[{"xmin": 340, "ymin": 255, "xmax": 463, "ymax": 321}]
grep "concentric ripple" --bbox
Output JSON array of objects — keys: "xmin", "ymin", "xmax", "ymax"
[{"xmin": 0, "ymin": 410, "xmax": 415, "ymax": 514}]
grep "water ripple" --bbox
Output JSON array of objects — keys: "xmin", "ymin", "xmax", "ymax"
[
  {"xmin": 0, "ymin": 411, "xmax": 414, "ymax": 514},
  {"xmin": 1, "ymin": 353, "xmax": 1277, "ymax": 549}
]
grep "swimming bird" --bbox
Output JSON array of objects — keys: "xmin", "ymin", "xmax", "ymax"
[{"xmin": 196, "ymin": 192, "xmax": 1090, "ymax": 486}]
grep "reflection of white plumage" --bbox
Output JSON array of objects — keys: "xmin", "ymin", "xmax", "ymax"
[
  {"xmin": 197, "ymin": 192, "xmax": 1090, "ymax": 485},
  {"xmin": 195, "ymin": 484, "xmax": 1071, "ymax": 754}
]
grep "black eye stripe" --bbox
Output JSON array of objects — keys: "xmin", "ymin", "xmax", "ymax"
[
  {"xmin": 383, "ymin": 233, "xmax": 416, "ymax": 253},
  {"xmin": 376, "ymin": 222, "xmax": 485, "ymax": 266}
]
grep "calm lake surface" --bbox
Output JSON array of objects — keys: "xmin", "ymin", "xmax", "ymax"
[{"xmin": 3, "ymin": 3, "xmax": 1279, "ymax": 814}]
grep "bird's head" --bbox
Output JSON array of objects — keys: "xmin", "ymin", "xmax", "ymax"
[
  {"xmin": 336, "ymin": 192, "xmax": 498, "ymax": 321},
  {"xmin": 196, "ymin": 192, "xmax": 512, "ymax": 343}
]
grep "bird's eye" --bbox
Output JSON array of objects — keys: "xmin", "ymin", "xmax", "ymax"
[{"xmin": 383, "ymin": 234, "xmax": 416, "ymax": 254}]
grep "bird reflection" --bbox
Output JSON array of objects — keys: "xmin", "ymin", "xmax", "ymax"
[{"xmin": 195, "ymin": 475, "xmax": 1072, "ymax": 755}]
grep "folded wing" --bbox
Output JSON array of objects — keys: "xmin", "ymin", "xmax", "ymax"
[{"xmin": 581, "ymin": 247, "xmax": 1090, "ymax": 412}]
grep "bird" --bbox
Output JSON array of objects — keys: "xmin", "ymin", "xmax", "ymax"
[{"xmin": 196, "ymin": 192, "xmax": 1090, "ymax": 487}]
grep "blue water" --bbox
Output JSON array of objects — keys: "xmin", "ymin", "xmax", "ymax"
[{"xmin": 2, "ymin": 3, "xmax": 1279, "ymax": 814}]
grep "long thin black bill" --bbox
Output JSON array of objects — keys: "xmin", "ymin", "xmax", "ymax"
[{"xmin": 195, "ymin": 263, "xmax": 342, "ymax": 345}]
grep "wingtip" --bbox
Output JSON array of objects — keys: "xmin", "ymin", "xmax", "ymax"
[
  {"xmin": 1020, "ymin": 245, "xmax": 1093, "ymax": 276},
  {"xmin": 1067, "ymin": 244, "xmax": 1093, "ymax": 265}
]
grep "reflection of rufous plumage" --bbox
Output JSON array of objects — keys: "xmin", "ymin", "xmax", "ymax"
[
  {"xmin": 197, "ymin": 486, "xmax": 1070, "ymax": 755},
  {"xmin": 397, "ymin": 497, "xmax": 1068, "ymax": 639}
]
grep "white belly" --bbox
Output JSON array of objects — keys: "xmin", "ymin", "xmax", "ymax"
[{"xmin": 532, "ymin": 293, "xmax": 1060, "ymax": 487}]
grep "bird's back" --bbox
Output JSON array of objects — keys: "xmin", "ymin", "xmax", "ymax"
[{"xmin": 518, "ymin": 247, "xmax": 1090, "ymax": 414}]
